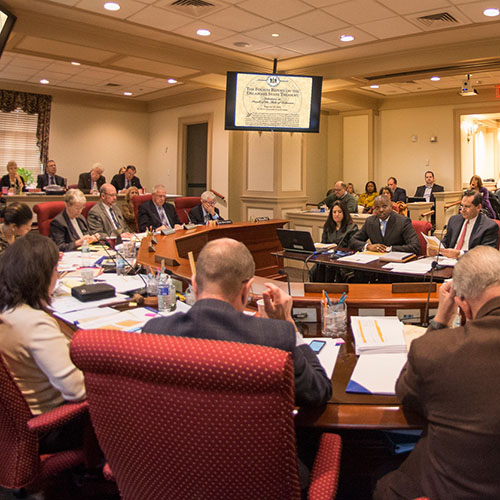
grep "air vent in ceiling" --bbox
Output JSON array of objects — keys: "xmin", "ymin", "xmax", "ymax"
[
  {"xmin": 171, "ymin": 0, "xmax": 213, "ymax": 6},
  {"xmin": 416, "ymin": 12, "xmax": 459, "ymax": 27},
  {"xmin": 105, "ymin": 83, "xmax": 120, "ymax": 87}
]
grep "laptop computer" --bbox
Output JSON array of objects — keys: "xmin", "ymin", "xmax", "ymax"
[
  {"xmin": 407, "ymin": 196, "xmax": 426, "ymax": 203},
  {"xmin": 276, "ymin": 228, "xmax": 317, "ymax": 254}
]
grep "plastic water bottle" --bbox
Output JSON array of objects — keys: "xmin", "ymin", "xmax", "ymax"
[
  {"xmin": 81, "ymin": 239, "xmax": 90, "ymax": 266},
  {"xmin": 158, "ymin": 274, "xmax": 170, "ymax": 313},
  {"xmin": 116, "ymin": 254, "xmax": 126, "ymax": 276}
]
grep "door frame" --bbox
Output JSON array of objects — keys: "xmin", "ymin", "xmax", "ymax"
[{"xmin": 177, "ymin": 113, "xmax": 213, "ymax": 195}]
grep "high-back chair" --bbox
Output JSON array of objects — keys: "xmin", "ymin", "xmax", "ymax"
[
  {"xmin": 71, "ymin": 330, "xmax": 342, "ymax": 500},
  {"xmin": 0, "ymin": 355, "xmax": 88, "ymax": 490},
  {"xmin": 132, "ymin": 194, "xmax": 152, "ymax": 230},
  {"xmin": 174, "ymin": 196, "xmax": 201, "ymax": 224},
  {"xmin": 33, "ymin": 202, "xmax": 65, "ymax": 236},
  {"xmin": 82, "ymin": 201, "xmax": 96, "ymax": 219},
  {"xmin": 411, "ymin": 220, "xmax": 432, "ymax": 256}
]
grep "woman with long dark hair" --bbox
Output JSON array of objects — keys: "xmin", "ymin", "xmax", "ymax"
[{"xmin": 0, "ymin": 233, "xmax": 85, "ymax": 419}]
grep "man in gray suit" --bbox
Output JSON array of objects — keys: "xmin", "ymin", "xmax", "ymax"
[
  {"xmin": 375, "ymin": 246, "xmax": 500, "ymax": 500},
  {"xmin": 87, "ymin": 183, "xmax": 128, "ymax": 236},
  {"xmin": 349, "ymin": 195, "xmax": 420, "ymax": 254}
]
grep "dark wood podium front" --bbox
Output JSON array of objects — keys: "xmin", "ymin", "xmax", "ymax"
[{"xmin": 137, "ymin": 219, "xmax": 288, "ymax": 278}]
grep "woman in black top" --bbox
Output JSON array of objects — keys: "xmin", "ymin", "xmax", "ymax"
[
  {"xmin": 311, "ymin": 201, "xmax": 358, "ymax": 282},
  {"xmin": 0, "ymin": 161, "xmax": 25, "ymax": 193}
]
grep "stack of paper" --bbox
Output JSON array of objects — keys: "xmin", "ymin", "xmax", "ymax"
[
  {"xmin": 350, "ymin": 316, "xmax": 406, "ymax": 355},
  {"xmin": 346, "ymin": 353, "xmax": 407, "ymax": 395},
  {"xmin": 337, "ymin": 253, "xmax": 380, "ymax": 264}
]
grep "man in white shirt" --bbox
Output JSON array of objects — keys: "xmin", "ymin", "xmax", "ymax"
[
  {"xmin": 414, "ymin": 171, "xmax": 444, "ymax": 203},
  {"xmin": 431, "ymin": 190, "xmax": 499, "ymax": 258}
]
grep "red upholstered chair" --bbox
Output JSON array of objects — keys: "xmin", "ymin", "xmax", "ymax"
[
  {"xmin": 174, "ymin": 196, "xmax": 201, "ymax": 224},
  {"xmin": 33, "ymin": 202, "xmax": 65, "ymax": 237},
  {"xmin": 70, "ymin": 330, "xmax": 342, "ymax": 500},
  {"xmin": 132, "ymin": 193, "xmax": 152, "ymax": 230},
  {"xmin": 82, "ymin": 201, "xmax": 96, "ymax": 219},
  {"xmin": 67, "ymin": 184, "xmax": 79, "ymax": 190},
  {"xmin": 411, "ymin": 220, "xmax": 432, "ymax": 256},
  {"xmin": 0, "ymin": 355, "xmax": 88, "ymax": 491}
]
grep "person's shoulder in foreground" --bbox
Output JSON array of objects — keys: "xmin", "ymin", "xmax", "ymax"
[
  {"xmin": 374, "ymin": 246, "xmax": 500, "ymax": 500},
  {"xmin": 143, "ymin": 237, "xmax": 332, "ymax": 408}
]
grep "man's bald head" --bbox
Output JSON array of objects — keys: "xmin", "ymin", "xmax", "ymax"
[{"xmin": 195, "ymin": 238, "xmax": 255, "ymax": 300}]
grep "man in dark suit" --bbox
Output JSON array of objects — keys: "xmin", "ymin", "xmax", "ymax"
[
  {"xmin": 375, "ymin": 246, "xmax": 500, "ymax": 500},
  {"xmin": 387, "ymin": 177, "xmax": 407, "ymax": 203},
  {"xmin": 78, "ymin": 163, "xmax": 106, "ymax": 194},
  {"xmin": 349, "ymin": 195, "xmax": 420, "ymax": 254},
  {"xmin": 189, "ymin": 190, "xmax": 224, "ymax": 224},
  {"xmin": 138, "ymin": 184, "xmax": 182, "ymax": 232},
  {"xmin": 111, "ymin": 165, "xmax": 142, "ymax": 192},
  {"xmin": 429, "ymin": 190, "xmax": 499, "ymax": 259},
  {"xmin": 414, "ymin": 170, "xmax": 444, "ymax": 202},
  {"xmin": 37, "ymin": 160, "xmax": 66, "ymax": 190},
  {"xmin": 143, "ymin": 237, "xmax": 332, "ymax": 493}
]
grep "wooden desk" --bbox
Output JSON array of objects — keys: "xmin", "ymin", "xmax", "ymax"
[
  {"xmin": 137, "ymin": 219, "xmax": 288, "ymax": 278},
  {"xmin": 276, "ymin": 249, "xmax": 453, "ymax": 282}
]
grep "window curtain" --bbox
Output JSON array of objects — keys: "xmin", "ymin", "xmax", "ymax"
[{"xmin": 0, "ymin": 90, "xmax": 52, "ymax": 166}]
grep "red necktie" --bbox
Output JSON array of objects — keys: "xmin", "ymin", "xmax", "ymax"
[{"xmin": 455, "ymin": 220, "xmax": 469, "ymax": 250}]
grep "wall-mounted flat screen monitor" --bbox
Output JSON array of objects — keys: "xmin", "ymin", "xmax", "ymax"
[
  {"xmin": 0, "ymin": 2, "xmax": 16, "ymax": 59},
  {"xmin": 225, "ymin": 71, "xmax": 322, "ymax": 133}
]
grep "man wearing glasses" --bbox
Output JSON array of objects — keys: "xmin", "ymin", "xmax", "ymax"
[
  {"xmin": 138, "ymin": 184, "xmax": 182, "ymax": 232},
  {"xmin": 429, "ymin": 190, "xmax": 499, "ymax": 259},
  {"xmin": 87, "ymin": 183, "xmax": 128, "ymax": 237},
  {"xmin": 189, "ymin": 191, "xmax": 224, "ymax": 224}
]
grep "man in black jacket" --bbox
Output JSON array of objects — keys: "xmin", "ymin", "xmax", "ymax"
[
  {"xmin": 188, "ymin": 190, "xmax": 224, "ymax": 224},
  {"xmin": 138, "ymin": 184, "xmax": 182, "ymax": 232},
  {"xmin": 414, "ymin": 170, "xmax": 444, "ymax": 203},
  {"xmin": 111, "ymin": 165, "xmax": 142, "ymax": 192},
  {"xmin": 37, "ymin": 160, "xmax": 66, "ymax": 190}
]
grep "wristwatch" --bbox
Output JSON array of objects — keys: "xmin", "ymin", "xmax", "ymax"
[{"xmin": 428, "ymin": 319, "xmax": 447, "ymax": 330}]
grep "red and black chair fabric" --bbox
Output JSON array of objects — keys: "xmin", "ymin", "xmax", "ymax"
[
  {"xmin": 174, "ymin": 196, "xmax": 202, "ymax": 224},
  {"xmin": 0, "ymin": 355, "xmax": 88, "ymax": 491},
  {"xmin": 33, "ymin": 201, "xmax": 97, "ymax": 236},
  {"xmin": 411, "ymin": 220, "xmax": 433, "ymax": 256},
  {"xmin": 70, "ymin": 329, "xmax": 342, "ymax": 500}
]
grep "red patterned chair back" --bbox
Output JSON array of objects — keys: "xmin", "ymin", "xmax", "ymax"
[
  {"xmin": 0, "ymin": 356, "xmax": 39, "ymax": 488},
  {"xmin": 82, "ymin": 201, "xmax": 96, "ymax": 219},
  {"xmin": 132, "ymin": 194, "xmax": 152, "ymax": 230},
  {"xmin": 174, "ymin": 196, "xmax": 201, "ymax": 224},
  {"xmin": 412, "ymin": 220, "xmax": 432, "ymax": 256},
  {"xmin": 33, "ymin": 201, "xmax": 65, "ymax": 237},
  {"xmin": 71, "ymin": 330, "xmax": 302, "ymax": 500}
]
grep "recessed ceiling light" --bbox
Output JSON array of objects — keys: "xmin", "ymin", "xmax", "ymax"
[
  {"xmin": 483, "ymin": 7, "xmax": 499, "ymax": 16},
  {"xmin": 339, "ymin": 34, "xmax": 354, "ymax": 42},
  {"xmin": 271, "ymin": 33, "xmax": 280, "ymax": 38},
  {"xmin": 196, "ymin": 29, "xmax": 211, "ymax": 36},
  {"xmin": 430, "ymin": 76, "xmax": 440, "ymax": 81},
  {"xmin": 167, "ymin": 78, "xmax": 177, "ymax": 84},
  {"xmin": 40, "ymin": 79, "xmax": 49, "ymax": 84},
  {"xmin": 104, "ymin": 2, "xmax": 120, "ymax": 11},
  {"xmin": 370, "ymin": 84, "xmax": 379, "ymax": 89},
  {"xmin": 71, "ymin": 61, "xmax": 80, "ymax": 66},
  {"xmin": 123, "ymin": 91, "xmax": 133, "ymax": 96}
]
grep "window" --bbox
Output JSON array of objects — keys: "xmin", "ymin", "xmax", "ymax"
[{"xmin": 0, "ymin": 109, "xmax": 42, "ymax": 181}]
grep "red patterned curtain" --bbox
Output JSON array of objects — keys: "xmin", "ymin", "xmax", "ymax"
[{"xmin": 0, "ymin": 90, "xmax": 52, "ymax": 166}]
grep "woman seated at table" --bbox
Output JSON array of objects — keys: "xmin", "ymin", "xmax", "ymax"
[
  {"xmin": 469, "ymin": 174, "xmax": 496, "ymax": 218},
  {"xmin": 0, "ymin": 202, "xmax": 33, "ymax": 255},
  {"xmin": 0, "ymin": 233, "xmax": 86, "ymax": 451},
  {"xmin": 0, "ymin": 160, "xmax": 25, "ymax": 193},
  {"xmin": 358, "ymin": 181, "xmax": 378, "ymax": 213},
  {"xmin": 121, "ymin": 185, "xmax": 140, "ymax": 232},
  {"xmin": 310, "ymin": 200, "xmax": 358, "ymax": 282},
  {"xmin": 49, "ymin": 188, "xmax": 99, "ymax": 251}
]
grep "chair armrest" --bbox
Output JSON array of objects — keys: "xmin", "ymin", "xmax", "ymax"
[
  {"xmin": 308, "ymin": 433, "xmax": 342, "ymax": 500},
  {"xmin": 27, "ymin": 401, "xmax": 89, "ymax": 433}
]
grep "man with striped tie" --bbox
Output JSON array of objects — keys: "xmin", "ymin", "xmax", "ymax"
[{"xmin": 87, "ymin": 183, "xmax": 128, "ymax": 237}]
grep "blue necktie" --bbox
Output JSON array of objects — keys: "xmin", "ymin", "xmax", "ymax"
[
  {"xmin": 109, "ymin": 207, "xmax": 119, "ymax": 229},
  {"xmin": 380, "ymin": 220, "xmax": 387, "ymax": 237}
]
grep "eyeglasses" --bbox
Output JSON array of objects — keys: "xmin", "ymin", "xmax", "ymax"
[{"xmin": 203, "ymin": 200, "xmax": 216, "ymax": 206}]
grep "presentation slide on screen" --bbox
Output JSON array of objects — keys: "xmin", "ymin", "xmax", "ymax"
[{"xmin": 235, "ymin": 73, "xmax": 313, "ymax": 129}]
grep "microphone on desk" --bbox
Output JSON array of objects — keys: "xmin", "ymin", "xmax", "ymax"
[
  {"xmin": 278, "ymin": 269, "xmax": 292, "ymax": 296},
  {"xmin": 183, "ymin": 209, "xmax": 198, "ymax": 230},
  {"xmin": 422, "ymin": 224, "xmax": 447, "ymax": 327}
]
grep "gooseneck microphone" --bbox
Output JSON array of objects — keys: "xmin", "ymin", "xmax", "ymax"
[
  {"xmin": 422, "ymin": 224, "xmax": 447, "ymax": 327},
  {"xmin": 278, "ymin": 269, "xmax": 291, "ymax": 295}
]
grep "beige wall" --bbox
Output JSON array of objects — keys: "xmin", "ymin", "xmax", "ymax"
[{"xmin": 49, "ymin": 98, "xmax": 149, "ymax": 187}]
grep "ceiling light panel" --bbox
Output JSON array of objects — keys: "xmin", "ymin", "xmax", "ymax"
[
  {"xmin": 173, "ymin": 21, "xmax": 235, "ymax": 41},
  {"xmin": 317, "ymin": 27, "xmax": 375, "ymax": 45},
  {"xmin": 244, "ymin": 22, "xmax": 307, "ymax": 44},
  {"xmin": 238, "ymin": 0, "xmax": 312, "ymax": 21}
]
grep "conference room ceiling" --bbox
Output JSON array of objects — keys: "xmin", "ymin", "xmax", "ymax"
[{"xmin": 2, "ymin": 0, "xmax": 500, "ymax": 111}]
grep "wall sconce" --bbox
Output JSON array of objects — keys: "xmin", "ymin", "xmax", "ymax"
[{"xmin": 465, "ymin": 123, "xmax": 478, "ymax": 143}]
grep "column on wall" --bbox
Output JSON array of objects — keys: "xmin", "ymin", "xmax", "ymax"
[
  {"xmin": 239, "ymin": 131, "xmax": 308, "ymax": 221},
  {"xmin": 341, "ymin": 110, "xmax": 374, "ymax": 194}
]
